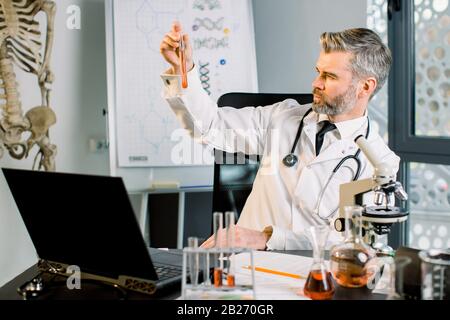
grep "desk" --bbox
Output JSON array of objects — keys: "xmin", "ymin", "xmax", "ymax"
[{"xmin": 0, "ymin": 251, "xmax": 385, "ymax": 300}]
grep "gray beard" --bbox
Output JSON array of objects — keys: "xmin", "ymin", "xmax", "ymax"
[
  {"xmin": 312, "ymin": 102, "xmax": 349, "ymax": 115},
  {"xmin": 312, "ymin": 85, "xmax": 357, "ymax": 116}
]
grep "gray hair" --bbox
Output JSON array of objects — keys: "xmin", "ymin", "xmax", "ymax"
[{"xmin": 320, "ymin": 28, "xmax": 392, "ymax": 97}]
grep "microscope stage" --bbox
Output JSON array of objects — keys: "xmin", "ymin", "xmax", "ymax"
[{"xmin": 362, "ymin": 206, "xmax": 408, "ymax": 223}]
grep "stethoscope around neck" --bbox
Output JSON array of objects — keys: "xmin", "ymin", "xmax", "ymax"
[{"xmin": 282, "ymin": 108, "xmax": 371, "ymax": 221}]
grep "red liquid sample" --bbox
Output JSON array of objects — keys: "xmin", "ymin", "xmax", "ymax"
[
  {"xmin": 227, "ymin": 274, "xmax": 235, "ymax": 287},
  {"xmin": 214, "ymin": 268, "xmax": 223, "ymax": 287},
  {"xmin": 303, "ymin": 270, "xmax": 335, "ymax": 300}
]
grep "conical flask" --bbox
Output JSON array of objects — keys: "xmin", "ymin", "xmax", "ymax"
[
  {"xmin": 302, "ymin": 225, "xmax": 335, "ymax": 300},
  {"xmin": 330, "ymin": 205, "xmax": 376, "ymax": 288}
]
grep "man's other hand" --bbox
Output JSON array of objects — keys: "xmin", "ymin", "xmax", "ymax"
[{"xmin": 200, "ymin": 225, "xmax": 269, "ymax": 250}]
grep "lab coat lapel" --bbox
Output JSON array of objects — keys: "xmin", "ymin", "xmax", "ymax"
[{"xmin": 302, "ymin": 114, "xmax": 317, "ymax": 148}]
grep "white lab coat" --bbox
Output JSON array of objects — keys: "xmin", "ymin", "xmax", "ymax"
[{"xmin": 161, "ymin": 67, "xmax": 400, "ymax": 250}]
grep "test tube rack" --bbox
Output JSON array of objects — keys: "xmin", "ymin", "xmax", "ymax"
[{"xmin": 181, "ymin": 247, "xmax": 256, "ymax": 300}]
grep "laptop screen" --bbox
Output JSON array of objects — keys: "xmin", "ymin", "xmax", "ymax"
[{"xmin": 2, "ymin": 168, "xmax": 158, "ymax": 281}]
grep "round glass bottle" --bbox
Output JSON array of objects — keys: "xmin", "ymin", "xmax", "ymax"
[{"xmin": 330, "ymin": 206, "xmax": 376, "ymax": 288}]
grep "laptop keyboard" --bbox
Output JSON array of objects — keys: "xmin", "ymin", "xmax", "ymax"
[{"xmin": 153, "ymin": 263, "xmax": 182, "ymax": 281}]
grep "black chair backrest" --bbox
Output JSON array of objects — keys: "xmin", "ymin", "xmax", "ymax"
[{"xmin": 212, "ymin": 92, "xmax": 313, "ymax": 219}]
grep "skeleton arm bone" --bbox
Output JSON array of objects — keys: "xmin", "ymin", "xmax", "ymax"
[{"xmin": 37, "ymin": 0, "xmax": 56, "ymax": 107}]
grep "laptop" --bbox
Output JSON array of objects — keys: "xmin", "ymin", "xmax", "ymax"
[{"xmin": 2, "ymin": 168, "xmax": 183, "ymax": 295}]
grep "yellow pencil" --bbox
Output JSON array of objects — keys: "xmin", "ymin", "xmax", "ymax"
[{"xmin": 242, "ymin": 265, "xmax": 306, "ymax": 280}]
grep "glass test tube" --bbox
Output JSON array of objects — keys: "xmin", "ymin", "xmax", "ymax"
[
  {"xmin": 213, "ymin": 212, "xmax": 223, "ymax": 287},
  {"xmin": 188, "ymin": 237, "xmax": 199, "ymax": 287},
  {"xmin": 203, "ymin": 249, "xmax": 211, "ymax": 286},
  {"xmin": 225, "ymin": 211, "xmax": 236, "ymax": 287}
]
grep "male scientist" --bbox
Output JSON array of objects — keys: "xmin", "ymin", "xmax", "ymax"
[{"xmin": 159, "ymin": 22, "xmax": 399, "ymax": 250}]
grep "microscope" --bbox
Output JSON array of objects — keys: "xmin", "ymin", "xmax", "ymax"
[{"xmin": 334, "ymin": 135, "xmax": 409, "ymax": 257}]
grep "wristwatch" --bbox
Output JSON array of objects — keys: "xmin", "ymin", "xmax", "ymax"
[{"xmin": 262, "ymin": 226, "xmax": 273, "ymax": 242}]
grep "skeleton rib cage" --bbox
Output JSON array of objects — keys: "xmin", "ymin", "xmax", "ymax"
[{"xmin": 0, "ymin": 0, "xmax": 57, "ymax": 171}]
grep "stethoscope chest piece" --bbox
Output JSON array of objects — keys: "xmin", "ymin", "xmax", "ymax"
[{"xmin": 283, "ymin": 154, "xmax": 298, "ymax": 167}]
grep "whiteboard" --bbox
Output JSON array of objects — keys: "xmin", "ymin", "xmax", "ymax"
[{"xmin": 105, "ymin": 0, "xmax": 258, "ymax": 190}]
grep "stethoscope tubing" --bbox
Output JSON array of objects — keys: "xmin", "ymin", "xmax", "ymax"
[{"xmin": 284, "ymin": 107, "xmax": 371, "ymax": 220}]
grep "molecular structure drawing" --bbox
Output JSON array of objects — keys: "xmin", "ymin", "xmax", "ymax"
[{"xmin": 135, "ymin": 0, "xmax": 187, "ymax": 52}]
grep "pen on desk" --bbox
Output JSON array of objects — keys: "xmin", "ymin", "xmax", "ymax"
[
  {"xmin": 179, "ymin": 33, "xmax": 188, "ymax": 89},
  {"xmin": 242, "ymin": 265, "xmax": 306, "ymax": 280}
]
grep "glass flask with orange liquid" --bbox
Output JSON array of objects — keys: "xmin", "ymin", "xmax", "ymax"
[
  {"xmin": 330, "ymin": 206, "xmax": 376, "ymax": 288},
  {"xmin": 302, "ymin": 225, "xmax": 335, "ymax": 300}
]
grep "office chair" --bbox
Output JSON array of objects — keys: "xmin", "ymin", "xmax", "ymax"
[{"xmin": 212, "ymin": 92, "xmax": 313, "ymax": 221}]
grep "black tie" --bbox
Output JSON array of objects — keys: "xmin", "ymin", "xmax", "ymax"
[{"xmin": 315, "ymin": 121, "xmax": 336, "ymax": 156}]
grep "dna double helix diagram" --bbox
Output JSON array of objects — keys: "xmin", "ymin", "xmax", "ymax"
[
  {"xmin": 194, "ymin": 37, "xmax": 229, "ymax": 50},
  {"xmin": 198, "ymin": 61, "xmax": 211, "ymax": 95},
  {"xmin": 193, "ymin": 17, "xmax": 224, "ymax": 31},
  {"xmin": 193, "ymin": 0, "xmax": 221, "ymax": 11}
]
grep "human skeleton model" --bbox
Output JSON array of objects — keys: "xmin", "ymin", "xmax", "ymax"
[{"xmin": 0, "ymin": 0, "xmax": 57, "ymax": 171}]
